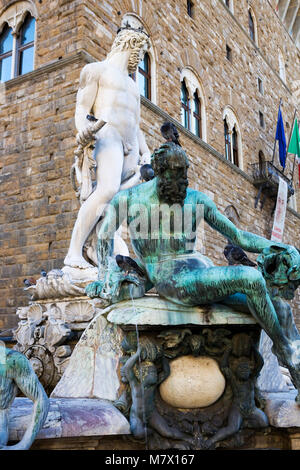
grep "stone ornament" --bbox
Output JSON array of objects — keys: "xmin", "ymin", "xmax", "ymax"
[
  {"xmin": 0, "ymin": 1, "xmax": 38, "ymax": 35},
  {"xmin": 13, "ymin": 299, "xmax": 101, "ymax": 392},
  {"xmin": 116, "ymin": 328, "xmax": 267, "ymax": 450},
  {"xmin": 24, "ymin": 268, "xmax": 98, "ymax": 301}
]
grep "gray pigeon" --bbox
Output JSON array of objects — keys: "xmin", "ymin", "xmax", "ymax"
[
  {"xmin": 160, "ymin": 121, "xmax": 181, "ymax": 146},
  {"xmin": 140, "ymin": 164, "xmax": 154, "ymax": 181},
  {"xmin": 224, "ymin": 242, "xmax": 256, "ymax": 267},
  {"xmin": 115, "ymin": 255, "xmax": 146, "ymax": 277}
]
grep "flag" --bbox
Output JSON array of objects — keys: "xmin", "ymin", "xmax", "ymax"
[
  {"xmin": 288, "ymin": 118, "xmax": 300, "ymax": 185},
  {"xmin": 275, "ymin": 105, "xmax": 287, "ymax": 168}
]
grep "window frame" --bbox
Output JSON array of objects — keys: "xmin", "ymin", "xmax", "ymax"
[
  {"xmin": 0, "ymin": 11, "xmax": 36, "ymax": 83},
  {"xmin": 181, "ymin": 79, "xmax": 191, "ymax": 130},
  {"xmin": 232, "ymin": 126, "xmax": 239, "ymax": 166},
  {"xmin": 193, "ymin": 91, "xmax": 202, "ymax": 138},
  {"xmin": 223, "ymin": 106, "xmax": 243, "ymax": 169},
  {"xmin": 138, "ymin": 52, "xmax": 151, "ymax": 101},
  {"xmin": 187, "ymin": 0, "xmax": 194, "ymax": 18},
  {"xmin": 0, "ymin": 23, "xmax": 13, "ymax": 82},
  {"xmin": 224, "ymin": 119, "xmax": 231, "ymax": 162}
]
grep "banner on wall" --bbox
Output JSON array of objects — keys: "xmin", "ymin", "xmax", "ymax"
[{"xmin": 271, "ymin": 176, "xmax": 288, "ymax": 242}]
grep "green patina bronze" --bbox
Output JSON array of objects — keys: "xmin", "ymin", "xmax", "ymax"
[
  {"xmin": 86, "ymin": 142, "xmax": 300, "ymax": 402},
  {"xmin": 0, "ymin": 344, "xmax": 49, "ymax": 450}
]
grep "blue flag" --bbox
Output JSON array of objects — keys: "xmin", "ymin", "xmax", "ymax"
[{"xmin": 275, "ymin": 105, "xmax": 287, "ymax": 168}]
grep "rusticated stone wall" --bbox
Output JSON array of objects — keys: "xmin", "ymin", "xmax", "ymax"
[{"xmin": 0, "ymin": 0, "xmax": 299, "ymax": 329}]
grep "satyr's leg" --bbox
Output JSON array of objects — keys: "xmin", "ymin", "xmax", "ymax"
[
  {"xmin": 159, "ymin": 266, "xmax": 295, "ymax": 374},
  {"xmin": 149, "ymin": 409, "xmax": 194, "ymax": 444},
  {"xmin": 244, "ymin": 408, "xmax": 269, "ymax": 429},
  {"xmin": 130, "ymin": 409, "xmax": 147, "ymax": 440},
  {"xmin": 64, "ymin": 126, "xmax": 124, "ymax": 268},
  {"xmin": 204, "ymin": 405, "xmax": 242, "ymax": 448},
  {"xmin": 0, "ymin": 409, "xmax": 9, "ymax": 446}
]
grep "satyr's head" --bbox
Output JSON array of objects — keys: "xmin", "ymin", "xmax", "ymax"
[
  {"xmin": 235, "ymin": 361, "xmax": 251, "ymax": 381},
  {"xmin": 151, "ymin": 142, "xmax": 190, "ymax": 205},
  {"xmin": 109, "ymin": 24, "xmax": 150, "ymax": 74},
  {"xmin": 257, "ymin": 245, "xmax": 300, "ymax": 299}
]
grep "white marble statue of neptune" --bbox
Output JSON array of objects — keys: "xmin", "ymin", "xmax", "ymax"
[{"xmin": 64, "ymin": 26, "xmax": 151, "ymax": 269}]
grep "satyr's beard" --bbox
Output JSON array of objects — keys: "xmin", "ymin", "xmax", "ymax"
[
  {"xmin": 128, "ymin": 49, "xmax": 141, "ymax": 73},
  {"xmin": 157, "ymin": 176, "xmax": 188, "ymax": 206}
]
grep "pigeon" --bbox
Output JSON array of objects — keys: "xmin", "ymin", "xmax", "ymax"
[
  {"xmin": 23, "ymin": 278, "xmax": 36, "ymax": 287},
  {"xmin": 40, "ymin": 269, "xmax": 47, "ymax": 277},
  {"xmin": 224, "ymin": 242, "xmax": 256, "ymax": 267},
  {"xmin": 115, "ymin": 255, "xmax": 146, "ymax": 278},
  {"xmin": 160, "ymin": 121, "xmax": 181, "ymax": 146},
  {"xmin": 140, "ymin": 164, "xmax": 154, "ymax": 182},
  {"xmin": 86, "ymin": 114, "xmax": 98, "ymax": 122}
]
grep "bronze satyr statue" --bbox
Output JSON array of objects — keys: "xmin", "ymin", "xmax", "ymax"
[
  {"xmin": 86, "ymin": 142, "xmax": 300, "ymax": 402},
  {"xmin": 0, "ymin": 343, "xmax": 49, "ymax": 450}
]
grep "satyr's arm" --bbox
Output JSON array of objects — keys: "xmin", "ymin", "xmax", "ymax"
[
  {"xmin": 75, "ymin": 63, "xmax": 100, "ymax": 133},
  {"xmin": 5, "ymin": 355, "xmax": 49, "ymax": 450},
  {"xmin": 122, "ymin": 348, "xmax": 141, "ymax": 385},
  {"xmin": 201, "ymin": 195, "xmax": 283, "ymax": 253},
  {"xmin": 252, "ymin": 345, "xmax": 264, "ymax": 378}
]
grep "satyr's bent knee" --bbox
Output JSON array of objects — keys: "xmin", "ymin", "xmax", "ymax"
[{"xmin": 239, "ymin": 267, "xmax": 266, "ymax": 291}]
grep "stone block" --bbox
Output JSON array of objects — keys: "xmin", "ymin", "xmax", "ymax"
[{"xmin": 8, "ymin": 397, "xmax": 130, "ymax": 441}]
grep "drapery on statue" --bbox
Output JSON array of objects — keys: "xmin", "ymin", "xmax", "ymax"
[
  {"xmin": 64, "ymin": 23, "xmax": 151, "ymax": 269},
  {"xmin": 0, "ymin": 342, "xmax": 49, "ymax": 450},
  {"xmin": 86, "ymin": 141, "xmax": 300, "ymax": 402}
]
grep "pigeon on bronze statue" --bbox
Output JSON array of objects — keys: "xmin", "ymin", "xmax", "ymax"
[
  {"xmin": 160, "ymin": 121, "xmax": 181, "ymax": 146},
  {"xmin": 140, "ymin": 164, "xmax": 154, "ymax": 182},
  {"xmin": 224, "ymin": 242, "xmax": 256, "ymax": 267},
  {"xmin": 115, "ymin": 255, "xmax": 146, "ymax": 278}
]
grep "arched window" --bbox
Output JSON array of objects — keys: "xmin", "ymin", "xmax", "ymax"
[
  {"xmin": 192, "ymin": 92, "xmax": 202, "ymax": 138},
  {"xmin": 248, "ymin": 10, "xmax": 255, "ymax": 41},
  {"xmin": 223, "ymin": 107, "xmax": 243, "ymax": 169},
  {"xmin": 0, "ymin": 5, "xmax": 36, "ymax": 82},
  {"xmin": 248, "ymin": 7, "xmax": 258, "ymax": 45},
  {"xmin": 16, "ymin": 13, "xmax": 35, "ymax": 76},
  {"xmin": 224, "ymin": 119, "xmax": 231, "ymax": 161},
  {"xmin": 180, "ymin": 68, "xmax": 206, "ymax": 141},
  {"xmin": 181, "ymin": 80, "xmax": 190, "ymax": 129},
  {"xmin": 232, "ymin": 126, "xmax": 239, "ymax": 166},
  {"xmin": 0, "ymin": 24, "xmax": 13, "ymax": 82},
  {"xmin": 224, "ymin": 0, "xmax": 234, "ymax": 13},
  {"xmin": 138, "ymin": 52, "xmax": 151, "ymax": 100}
]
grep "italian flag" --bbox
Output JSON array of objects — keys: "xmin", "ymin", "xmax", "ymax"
[{"xmin": 288, "ymin": 118, "xmax": 300, "ymax": 185}]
